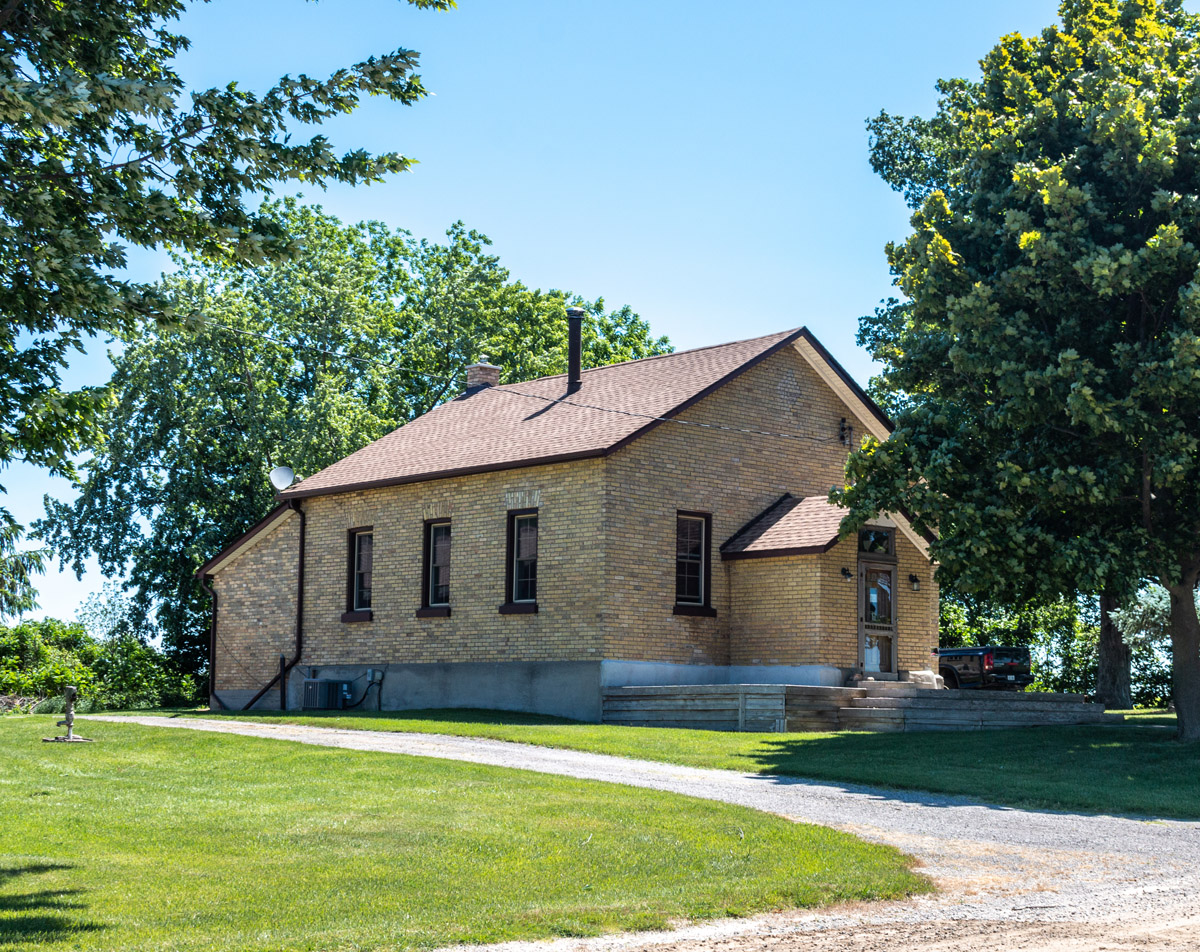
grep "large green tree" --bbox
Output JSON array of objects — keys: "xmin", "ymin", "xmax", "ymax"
[
  {"xmin": 0, "ymin": 0, "xmax": 452, "ymax": 613},
  {"xmin": 835, "ymin": 0, "xmax": 1200, "ymax": 738},
  {"xmin": 36, "ymin": 200, "xmax": 670, "ymax": 675}
]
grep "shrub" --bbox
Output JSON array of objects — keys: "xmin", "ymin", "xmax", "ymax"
[{"xmin": 0, "ymin": 617, "xmax": 198, "ymax": 711}]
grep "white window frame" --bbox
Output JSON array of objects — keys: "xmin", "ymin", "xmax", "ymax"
[
  {"xmin": 352, "ymin": 530, "xmax": 373, "ymax": 611},
  {"xmin": 675, "ymin": 514, "xmax": 706, "ymax": 606}
]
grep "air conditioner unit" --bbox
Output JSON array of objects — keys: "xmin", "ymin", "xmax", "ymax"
[{"xmin": 302, "ymin": 679, "xmax": 353, "ymax": 710}]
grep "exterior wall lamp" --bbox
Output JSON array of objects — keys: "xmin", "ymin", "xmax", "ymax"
[
  {"xmin": 841, "ymin": 567, "xmax": 853, "ymax": 580},
  {"xmin": 909, "ymin": 573, "xmax": 921, "ymax": 592}
]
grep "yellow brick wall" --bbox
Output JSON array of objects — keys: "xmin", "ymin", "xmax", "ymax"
[
  {"xmin": 599, "ymin": 343, "xmax": 880, "ymax": 664},
  {"xmin": 212, "ymin": 340, "xmax": 941, "ymax": 688},
  {"xmin": 727, "ymin": 555, "xmax": 822, "ymax": 664},
  {"xmin": 211, "ymin": 513, "xmax": 300, "ymax": 693},
  {"xmin": 725, "ymin": 531, "xmax": 938, "ymax": 672},
  {"xmin": 895, "ymin": 532, "xmax": 940, "ymax": 671},
  {"xmin": 214, "ymin": 459, "xmax": 606, "ymax": 690}
]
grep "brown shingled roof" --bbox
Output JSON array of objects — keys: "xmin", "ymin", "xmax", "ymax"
[
  {"xmin": 280, "ymin": 327, "xmax": 807, "ymax": 500},
  {"xmin": 720, "ymin": 493, "xmax": 846, "ymax": 560}
]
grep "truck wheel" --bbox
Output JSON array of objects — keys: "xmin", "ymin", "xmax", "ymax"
[{"xmin": 940, "ymin": 668, "xmax": 960, "ymax": 690}]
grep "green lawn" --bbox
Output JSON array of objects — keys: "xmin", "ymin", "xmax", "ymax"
[
  {"xmin": 1, "ymin": 717, "xmax": 927, "ymax": 951},
  {"xmin": 173, "ymin": 707, "xmax": 1200, "ymax": 819}
]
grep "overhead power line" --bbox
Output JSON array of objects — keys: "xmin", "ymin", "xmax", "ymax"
[{"xmin": 492, "ymin": 387, "xmax": 843, "ymax": 446}]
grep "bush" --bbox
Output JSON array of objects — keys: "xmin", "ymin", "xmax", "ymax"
[{"xmin": 0, "ymin": 617, "xmax": 199, "ymax": 711}]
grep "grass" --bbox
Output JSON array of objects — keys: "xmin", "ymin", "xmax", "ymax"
[
  {"xmin": 0, "ymin": 717, "xmax": 928, "ymax": 951},
  {"xmin": 167, "ymin": 706, "xmax": 1200, "ymax": 819}
]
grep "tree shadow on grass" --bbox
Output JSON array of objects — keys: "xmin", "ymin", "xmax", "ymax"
[
  {"xmin": 0, "ymin": 864, "xmax": 105, "ymax": 947},
  {"xmin": 726, "ymin": 722, "xmax": 1200, "ymax": 819}
]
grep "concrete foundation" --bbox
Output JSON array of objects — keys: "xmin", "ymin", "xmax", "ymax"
[
  {"xmin": 212, "ymin": 659, "xmax": 856, "ymax": 720},
  {"xmin": 599, "ymin": 660, "xmax": 847, "ymax": 688},
  {"xmin": 211, "ymin": 688, "xmax": 282, "ymax": 711}
]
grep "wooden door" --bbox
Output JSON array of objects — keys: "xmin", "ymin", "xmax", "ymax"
[{"xmin": 859, "ymin": 562, "xmax": 898, "ymax": 677}]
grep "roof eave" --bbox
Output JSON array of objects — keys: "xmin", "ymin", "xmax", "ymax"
[
  {"xmin": 794, "ymin": 328, "xmax": 894, "ymax": 439},
  {"xmin": 279, "ymin": 447, "xmax": 609, "ymax": 502},
  {"xmin": 195, "ymin": 502, "xmax": 295, "ymax": 578},
  {"xmin": 720, "ymin": 539, "xmax": 839, "ymax": 561}
]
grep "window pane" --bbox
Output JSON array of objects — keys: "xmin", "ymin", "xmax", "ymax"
[
  {"xmin": 431, "ymin": 566, "xmax": 449, "ymax": 605},
  {"xmin": 858, "ymin": 529, "xmax": 892, "ymax": 554},
  {"xmin": 512, "ymin": 514, "xmax": 538, "ymax": 602},
  {"xmin": 676, "ymin": 517, "xmax": 702, "ymax": 559},
  {"xmin": 865, "ymin": 569, "xmax": 893, "ymax": 626},
  {"xmin": 516, "ymin": 517, "xmax": 538, "ymax": 559},
  {"xmin": 515, "ymin": 558, "xmax": 537, "ymax": 602},
  {"xmin": 676, "ymin": 562, "xmax": 701, "ymax": 603},
  {"xmin": 357, "ymin": 532, "xmax": 373, "ymax": 571},
  {"xmin": 675, "ymin": 515, "xmax": 705, "ymax": 604},
  {"xmin": 428, "ymin": 523, "xmax": 450, "ymax": 605},
  {"xmin": 432, "ymin": 524, "xmax": 451, "ymax": 566},
  {"xmin": 865, "ymin": 634, "xmax": 893, "ymax": 673},
  {"xmin": 354, "ymin": 532, "xmax": 373, "ymax": 610}
]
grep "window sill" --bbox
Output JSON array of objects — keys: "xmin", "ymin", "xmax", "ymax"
[
  {"xmin": 341, "ymin": 610, "xmax": 373, "ymax": 623},
  {"xmin": 498, "ymin": 602, "xmax": 538, "ymax": 615},
  {"xmin": 416, "ymin": 606, "xmax": 451, "ymax": 619},
  {"xmin": 673, "ymin": 604, "xmax": 716, "ymax": 618}
]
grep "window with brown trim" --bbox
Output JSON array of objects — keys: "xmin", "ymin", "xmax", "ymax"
[
  {"xmin": 858, "ymin": 527, "xmax": 896, "ymax": 559},
  {"xmin": 674, "ymin": 511, "xmax": 715, "ymax": 617},
  {"xmin": 343, "ymin": 527, "xmax": 373, "ymax": 622},
  {"xmin": 419, "ymin": 519, "xmax": 451, "ymax": 615},
  {"xmin": 500, "ymin": 508, "xmax": 539, "ymax": 613}
]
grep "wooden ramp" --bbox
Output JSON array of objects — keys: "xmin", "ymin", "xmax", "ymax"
[{"xmin": 601, "ymin": 683, "xmax": 1121, "ymax": 733}]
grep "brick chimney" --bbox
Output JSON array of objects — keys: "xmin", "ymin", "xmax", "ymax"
[{"xmin": 465, "ymin": 356, "xmax": 500, "ymax": 392}]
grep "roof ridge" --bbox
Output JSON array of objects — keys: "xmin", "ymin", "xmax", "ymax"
[{"xmin": 489, "ymin": 326, "xmax": 805, "ymax": 391}]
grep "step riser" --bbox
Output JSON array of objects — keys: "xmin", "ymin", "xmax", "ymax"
[{"xmin": 601, "ymin": 685, "xmax": 1118, "ymax": 733}]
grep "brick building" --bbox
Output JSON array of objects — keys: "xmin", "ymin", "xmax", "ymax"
[{"xmin": 199, "ymin": 320, "xmax": 938, "ymax": 719}]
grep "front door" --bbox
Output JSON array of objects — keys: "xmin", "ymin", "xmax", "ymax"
[{"xmin": 858, "ymin": 562, "xmax": 898, "ymax": 677}]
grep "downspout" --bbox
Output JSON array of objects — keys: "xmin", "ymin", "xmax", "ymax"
[
  {"xmin": 241, "ymin": 499, "xmax": 306, "ymax": 711},
  {"xmin": 197, "ymin": 574, "xmax": 226, "ymax": 710}
]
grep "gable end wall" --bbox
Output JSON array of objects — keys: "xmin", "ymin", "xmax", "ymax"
[{"xmin": 600, "ymin": 344, "xmax": 877, "ymax": 664}]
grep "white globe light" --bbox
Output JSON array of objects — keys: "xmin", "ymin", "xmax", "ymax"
[{"xmin": 269, "ymin": 465, "xmax": 295, "ymax": 492}]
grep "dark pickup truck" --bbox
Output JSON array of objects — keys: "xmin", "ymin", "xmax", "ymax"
[{"xmin": 936, "ymin": 646, "xmax": 1033, "ymax": 690}]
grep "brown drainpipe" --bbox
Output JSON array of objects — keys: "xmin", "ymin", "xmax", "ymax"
[{"xmin": 241, "ymin": 500, "xmax": 306, "ymax": 711}]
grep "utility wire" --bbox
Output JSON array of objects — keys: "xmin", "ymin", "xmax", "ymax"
[
  {"xmin": 202, "ymin": 320, "xmax": 850, "ymax": 448},
  {"xmin": 491, "ymin": 387, "xmax": 844, "ymax": 446}
]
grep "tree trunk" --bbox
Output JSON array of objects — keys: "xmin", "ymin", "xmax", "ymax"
[
  {"xmin": 1095, "ymin": 594, "xmax": 1131, "ymax": 710},
  {"xmin": 1166, "ymin": 580, "xmax": 1200, "ymax": 742}
]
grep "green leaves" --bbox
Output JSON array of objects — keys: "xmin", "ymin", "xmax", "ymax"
[
  {"xmin": 35, "ymin": 200, "xmax": 670, "ymax": 675},
  {"xmin": 845, "ymin": 0, "xmax": 1200, "ymax": 586},
  {"xmin": 0, "ymin": 0, "xmax": 455, "ymax": 608},
  {"xmin": 845, "ymin": 0, "xmax": 1200, "ymax": 735}
]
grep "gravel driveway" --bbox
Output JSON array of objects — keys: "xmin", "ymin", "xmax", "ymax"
[{"xmin": 90, "ymin": 716, "xmax": 1200, "ymax": 951}]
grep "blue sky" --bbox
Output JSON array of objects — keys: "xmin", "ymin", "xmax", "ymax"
[{"xmin": 12, "ymin": 0, "xmax": 1096, "ymax": 619}]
